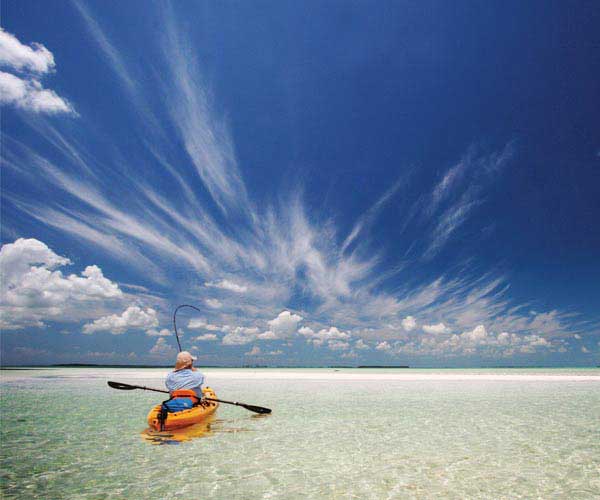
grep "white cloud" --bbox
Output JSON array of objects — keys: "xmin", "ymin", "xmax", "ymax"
[
  {"xmin": 194, "ymin": 333, "xmax": 218, "ymax": 341},
  {"xmin": 0, "ymin": 71, "xmax": 74, "ymax": 114},
  {"xmin": 354, "ymin": 339, "xmax": 370, "ymax": 350},
  {"xmin": 581, "ymin": 346, "xmax": 589, "ymax": 353},
  {"xmin": 83, "ymin": 306, "xmax": 158, "ymax": 334},
  {"xmin": 244, "ymin": 346, "xmax": 283, "ymax": 356},
  {"xmin": 376, "ymin": 341, "xmax": 391, "ymax": 351},
  {"xmin": 573, "ymin": 334, "xmax": 581, "ymax": 340},
  {"xmin": 422, "ymin": 323, "xmax": 450, "ymax": 334},
  {"xmin": 187, "ymin": 318, "xmax": 223, "ymax": 331},
  {"xmin": 298, "ymin": 326, "xmax": 314, "ymax": 336},
  {"xmin": 0, "ymin": 29, "xmax": 55, "ymax": 73},
  {"xmin": 257, "ymin": 330, "xmax": 277, "ymax": 340},
  {"xmin": 266, "ymin": 310, "xmax": 303, "ymax": 339},
  {"xmin": 298, "ymin": 326, "xmax": 350, "ymax": 346},
  {"xmin": 460, "ymin": 324, "xmax": 487, "ymax": 343},
  {"xmin": 341, "ymin": 177, "xmax": 404, "ymax": 253},
  {"xmin": 149, "ymin": 337, "xmax": 177, "ymax": 358},
  {"xmin": 390, "ymin": 323, "xmax": 561, "ymax": 358},
  {"xmin": 422, "ymin": 144, "xmax": 515, "ymax": 259},
  {"xmin": 222, "ymin": 331, "xmax": 256, "ymax": 345},
  {"xmin": 205, "ymin": 298, "xmax": 222, "ymax": 309},
  {"xmin": 401, "ymin": 315, "xmax": 417, "ymax": 331},
  {"xmin": 235, "ymin": 326, "xmax": 260, "ymax": 335},
  {"xmin": 245, "ymin": 346, "xmax": 261, "ymax": 356},
  {"xmin": 223, "ymin": 325, "xmax": 260, "ymax": 341},
  {"xmin": 146, "ymin": 328, "xmax": 171, "ymax": 337},
  {"xmin": 0, "ymin": 238, "xmax": 122, "ymax": 329},
  {"xmin": 188, "ymin": 318, "xmax": 207, "ymax": 329},
  {"xmin": 0, "ymin": 30, "xmax": 74, "ymax": 114},
  {"xmin": 205, "ymin": 279, "xmax": 247, "ymax": 293},
  {"xmin": 328, "ymin": 340, "xmax": 350, "ymax": 351}
]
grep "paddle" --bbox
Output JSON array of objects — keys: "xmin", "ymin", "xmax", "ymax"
[{"xmin": 107, "ymin": 381, "xmax": 272, "ymax": 414}]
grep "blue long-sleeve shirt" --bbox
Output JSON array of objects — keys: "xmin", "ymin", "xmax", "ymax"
[{"xmin": 165, "ymin": 369, "xmax": 205, "ymax": 398}]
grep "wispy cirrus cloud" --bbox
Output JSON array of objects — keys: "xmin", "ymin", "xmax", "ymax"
[
  {"xmin": 1, "ymin": 3, "xmax": 592, "ymax": 363},
  {"xmin": 70, "ymin": 0, "xmax": 136, "ymax": 94}
]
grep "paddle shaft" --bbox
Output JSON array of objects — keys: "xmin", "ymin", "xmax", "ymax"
[{"xmin": 107, "ymin": 381, "xmax": 271, "ymax": 413}]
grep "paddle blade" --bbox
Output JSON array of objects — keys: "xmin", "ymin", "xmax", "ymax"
[
  {"xmin": 241, "ymin": 404, "xmax": 272, "ymax": 414},
  {"xmin": 107, "ymin": 381, "xmax": 137, "ymax": 390}
]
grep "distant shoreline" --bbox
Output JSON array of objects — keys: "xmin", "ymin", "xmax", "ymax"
[{"xmin": 1, "ymin": 364, "xmax": 598, "ymax": 369}]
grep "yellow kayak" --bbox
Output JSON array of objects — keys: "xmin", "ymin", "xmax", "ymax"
[{"xmin": 147, "ymin": 387, "xmax": 218, "ymax": 431}]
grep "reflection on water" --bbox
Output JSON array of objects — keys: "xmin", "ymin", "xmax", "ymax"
[
  {"xmin": 141, "ymin": 415, "xmax": 260, "ymax": 445},
  {"xmin": 141, "ymin": 417, "xmax": 215, "ymax": 445}
]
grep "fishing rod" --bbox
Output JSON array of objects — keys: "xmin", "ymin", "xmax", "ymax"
[{"xmin": 172, "ymin": 304, "xmax": 204, "ymax": 352}]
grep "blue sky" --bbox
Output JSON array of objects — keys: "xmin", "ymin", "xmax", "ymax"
[{"xmin": 1, "ymin": 1, "xmax": 599, "ymax": 366}]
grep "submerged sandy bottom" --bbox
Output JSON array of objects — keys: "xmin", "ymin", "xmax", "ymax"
[{"xmin": 1, "ymin": 368, "xmax": 599, "ymax": 499}]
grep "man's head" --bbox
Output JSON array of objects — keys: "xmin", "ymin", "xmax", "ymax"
[{"xmin": 175, "ymin": 351, "xmax": 197, "ymax": 370}]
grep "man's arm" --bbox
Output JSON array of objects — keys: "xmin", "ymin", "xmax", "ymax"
[{"xmin": 193, "ymin": 371, "xmax": 205, "ymax": 387}]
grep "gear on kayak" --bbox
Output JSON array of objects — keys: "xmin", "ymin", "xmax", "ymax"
[{"xmin": 149, "ymin": 387, "xmax": 219, "ymax": 431}]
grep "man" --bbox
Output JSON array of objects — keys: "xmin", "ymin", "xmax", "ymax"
[{"xmin": 165, "ymin": 351, "xmax": 205, "ymax": 398}]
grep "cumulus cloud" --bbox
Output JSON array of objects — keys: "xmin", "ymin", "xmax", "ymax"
[
  {"xmin": 194, "ymin": 333, "xmax": 218, "ymax": 341},
  {"xmin": 146, "ymin": 328, "xmax": 171, "ymax": 337},
  {"xmin": 149, "ymin": 337, "xmax": 177, "ymax": 358},
  {"xmin": 401, "ymin": 315, "xmax": 417, "ymax": 331},
  {"xmin": 0, "ymin": 238, "xmax": 122, "ymax": 329},
  {"xmin": 221, "ymin": 325, "xmax": 261, "ymax": 345},
  {"xmin": 354, "ymin": 339, "xmax": 370, "ymax": 350},
  {"xmin": 245, "ymin": 346, "xmax": 261, "ymax": 356},
  {"xmin": 188, "ymin": 318, "xmax": 223, "ymax": 331},
  {"xmin": 205, "ymin": 279, "xmax": 247, "ymax": 293},
  {"xmin": 245, "ymin": 346, "xmax": 283, "ymax": 356},
  {"xmin": 266, "ymin": 310, "xmax": 303, "ymax": 339},
  {"xmin": 388, "ymin": 323, "xmax": 560, "ymax": 358},
  {"xmin": 83, "ymin": 306, "xmax": 158, "ymax": 334},
  {"xmin": 0, "ymin": 29, "xmax": 55, "ymax": 73},
  {"xmin": 222, "ymin": 331, "xmax": 256, "ymax": 345},
  {"xmin": 460, "ymin": 324, "xmax": 487, "ymax": 342},
  {"xmin": 205, "ymin": 298, "xmax": 222, "ymax": 309},
  {"xmin": 328, "ymin": 340, "xmax": 350, "ymax": 351},
  {"xmin": 422, "ymin": 322, "xmax": 450, "ymax": 334},
  {"xmin": 0, "ymin": 71, "xmax": 74, "ymax": 114},
  {"xmin": 298, "ymin": 326, "xmax": 350, "ymax": 347},
  {"xmin": 256, "ymin": 330, "xmax": 277, "ymax": 340},
  {"xmin": 376, "ymin": 341, "xmax": 392, "ymax": 351},
  {"xmin": 0, "ymin": 30, "xmax": 74, "ymax": 114}
]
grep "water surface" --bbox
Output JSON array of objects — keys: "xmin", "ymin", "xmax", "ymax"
[{"xmin": 1, "ymin": 367, "xmax": 599, "ymax": 499}]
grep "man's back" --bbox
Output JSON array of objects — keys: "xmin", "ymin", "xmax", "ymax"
[{"xmin": 165, "ymin": 368, "xmax": 205, "ymax": 397}]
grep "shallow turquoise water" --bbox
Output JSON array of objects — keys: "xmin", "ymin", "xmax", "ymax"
[{"xmin": 1, "ymin": 368, "xmax": 599, "ymax": 499}]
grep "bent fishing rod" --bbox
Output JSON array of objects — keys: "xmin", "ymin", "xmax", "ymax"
[{"xmin": 173, "ymin": 304, "xmax": 204, "ymax": 353}]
